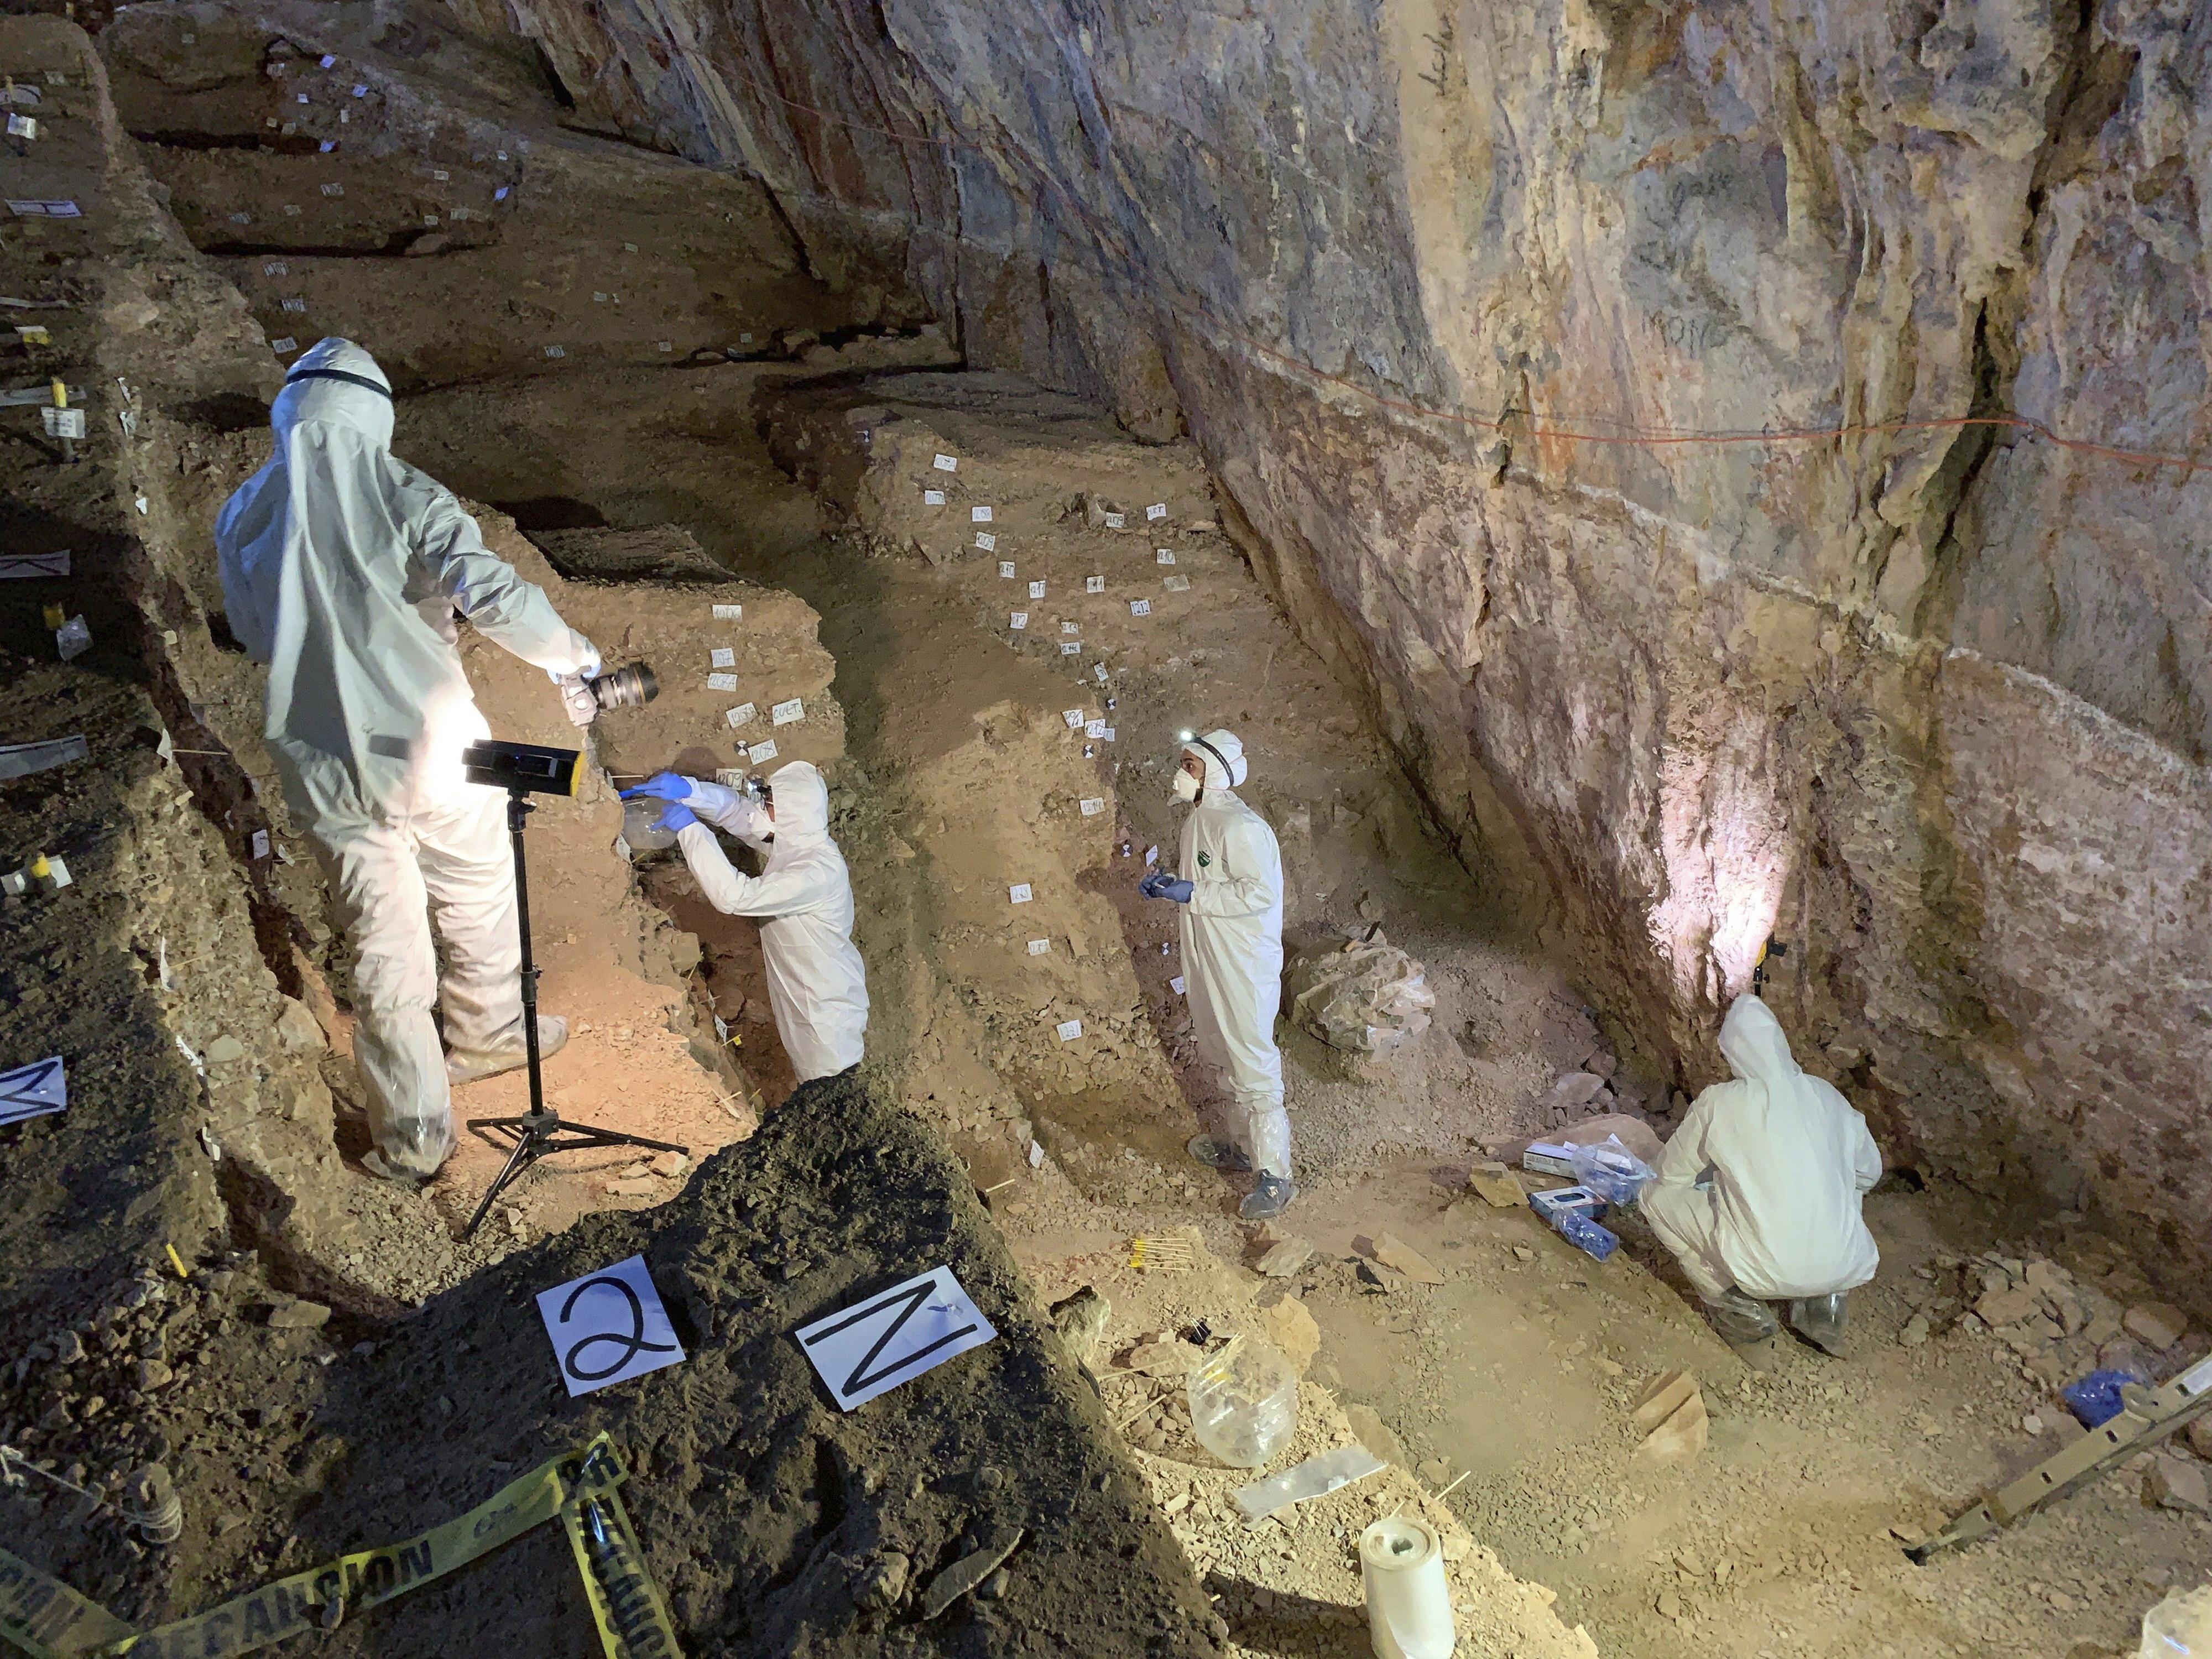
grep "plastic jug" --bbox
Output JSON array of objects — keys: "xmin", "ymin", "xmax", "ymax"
[
  {"xmin": 1186, "ymin": 1336, "xmax": 1297, "ymax": 1468},
  {"xmin": 2143, "ymin": 1585, "xmax": 2212, "ymax": 1656}
]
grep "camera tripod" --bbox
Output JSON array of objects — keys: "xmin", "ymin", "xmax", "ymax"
[{"xmin": 462, "ymin": 787, "xmax": 686, "ymax": 1238}]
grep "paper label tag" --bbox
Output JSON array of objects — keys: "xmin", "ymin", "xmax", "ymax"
[
  {"xmin": 536, "ymin": 1254, "xmax": 687, "ymax": 1397},
  {"xmin": 975, "ymin": 532, "xmax": 997, "ymax": 551},
  {"xmin": 1103, "ymin": 512, "xmax": 1125, "ymax": 529},
  {"xmin": 1156, "ymin": 548, "xmax": 1176, "ymax": 564},
  {"xmin": 724, "ymin": 702, "xmax": 757, "ymax": 727},
  {"xmin": 794, "ymin": 1265, "xmax": 997, "ymax": 1412},
  {"xmin": 280, "ymin": 296, "xmax": 306, "ymax": 313},
  {"xmin": 249, "ymin": 829, "xmax": 271, "ymax": 859},
  {"xmin": 1060, "ymin": 641, "xmax": 1080, "ymax": 655},
  {"xmin": 707, "ymin": 672, "xmax": 739, "ymax": 692},
  {"xmin": 932, "ymin": 453, "xmax": 958, "ymax": 472},
  {"xmin": 1084, "ymin": 719, "xmax": 1107, "ymax": 739},
  {"xmin": 1027, "ymin": 938, "xmax": 1050, "ymax": 955},
  {"xmin": 1102, "ymin": 727, "xmax": 1117, "ymax": 742},
  {"xmin": 924, "ymin": 488, "xmax": 946, "ymax": 505},
  {"xmin": 321, "ymin": 182, "xmax": 344, "ymax": 197},
  {"xmin": 41, "ymin": 407, "xmax": 84, "ymax": 439},
  {"xmin": 1055, "ymin": 1019, "xmax": 1083, "ymax": 1042},
  {"xmin": 1009, "ymin": 612, "xmax": 1028, "ymax": 629},
  {"xmin": 1009, "ymin": 883, "xmax": 1033, "ymax": 904},
  {"xmin": 713, "ymin": 603, "xmax": 743, "ymax": 620},
  {"xmin": 1147, "ymin": 503, "xmax": 1168, "ymax": 520},
  {"xmin": 1062, "ymin": 621, "xmax": 1079, "ymax": 633},
  {"xmin": 1145, "ymin": 844, "xmax": 1159, "ymax": 866},
  {"xmin": 971, "ymin": 505, "xmax": 993, "ymax": 523},
  {"xmin": 1028, "ymin": 581, "xmax": 1046, "ymax": 598},
  {"xmin": 1062, "ymin": 708, "xmax": 1084, "ymax": 729},
  {"xmin": 1086, "ymin": 576, "xmax": 1105, "ymax": 593},
  {"xmin": 710, "ymin": 646, "xmax": 736, "ymax": 668},
  {"xmin": 270, "ymin": 336, "xmax": 298, "ymax": 353},
  {"xmin": 1079, "ymin": 797, "xmax": 1105, "ymax": 816},
  {"xmin": 747, "ymin": 738, "xmax": 778, "ymax": 763},
  {"xmin": 998, "ymin": 561, "xmax": 1016, "ymax": 578},
  {"xmin": 0, "ymin": 1055, "xmax": 66, "ymax": 1126},
  {"xmin": 1163, "ymin": 574, "xmax": 1191, "ymax": 591},
  {"xmin": 1170, "ymin": 975, "xmax": 1187, "ymax": 995},
  {"xmin": 55, "ymin": 615, "xmax": 90, "ymax": 659},
  {"xmin": 771, "ymin": 697, "xmax": 805, "ymax": 726},
  {"xmin": 1129, "ymin": 598, "xmax": 1151, "ymax": 617},
  {"xmin": 544, "ymin": 344, "xmax": 566, "ymax": 358},
  {"xmin": 264, "ymin": 260, "xmax": 289, "ymax": 276},
  {"xmin": 6, "ymin": 114, "xmax": 35, "ymax": 139},
  {"xmin": 1028, "ymin": 1140, "xmax": 1046, "ymax": 1167}
]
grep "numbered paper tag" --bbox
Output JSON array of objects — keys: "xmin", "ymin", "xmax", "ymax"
[
  {"xmin": 795, "ymin": 1265, "xmax": 997, "ymax": 1411},
  {"xmin": 975, "ymin": 532, "xmax": 997, "ymax": 552},
  {"xmin": 1085, "ymin": 575, "xmax": 1104, "ymax": 593},
  {"xmin": 971, "ymin": 505, "xmax": 993, "ymax": 523},
  {"xmin": 264, "ymin": 260, "xmax": 289, "ymax": 276},
  {"xmin": 1085, "ymin": 719, "xmax": 1108, "ymax": 739},
  {"xmin": 250, "ymin": 829, "xmax": 271, "ymax": 860},
  {"xmin": 1129, "ymin": 598, "xmax": 1151, "ymax": 617},
  {"xmin": 536, "ymin": 1254, "xmax": 686, "ymax": 1398},
  {"xmin": 1147, "ymin": 502, "xmax": 1168, "ymax": 520},
  {"xmin": 998, "ymin": 561, "xmax": 1016, "ymax": 579},
  {"xmin": 747, "ymin": 739, "xmax": 778, "ymax": 763},
  {"xmin": 1009, "ymin": 883, "xmax": 1033, "ymax": 904},
  {"xmin": 1101, "ymin": 726, "xmax": 1117, "ymax": 742},
  {"xmin": 41, "ymin": 407, "xmax": 84, "ymax": 440},
  {"xmin": 271, "ymin": 336, "xmax": 298, "ymax": 353},
  {"xmin": 6, "ymin": 114, "xmax": 36, "ymax": 140},
  {"xmin": 1156, "ymin": 548, "xmax": 1176, "ymax": 565},
  {"xmin": 710, "ymin": 647, "xmax": 737, "ymax": 669},
  {"xmin": 0, "ymin": 1056, "xmax": 66, "ymax": 1128},
  {"xmin": 1162, "ymin": 574, "xmax": 1191, "ymax": 592},
  {"xmin": 1059, "ymin": 641, "xmax": 1080, "ymax": 655},
  {"xmin": 1027, "ymin": 938, "xmax": 1051, "ymax": 956},
  {"xmin": 724, "ymin": 702, "xmax": 758, "ymax": 728},
  {"xmin": 707, "ymin": 672, "xmax": 739, "ymax": 692},
  {"xmin": 771, "ymin": 697, "xmax": 805, "ymax": 726},
  {"xmin": 1103, "ymin": 512, "xmax": 1125, "ymax": 530},
  {"xmin": 924, "ymin": 488, "xmax": 946, "ymax": 505},
  {"xmin": 932, "ymin": 453, "xmax": 958, "ymax": 472},
  {"xmin": 1055, "ymin": 1019, "xmax": 1083, "ymax": 1042},
  {"xmin": 1009, "ymin": 612, "xmax": 1028, "ymax": 629},
  {"xmin": 280, "ymin": 296, "xmax": 307, "ymax": 314},
  {"xmin": 1062, "ymin": 708, "xmax": 1084, "ymax": 729},
  {"xmin": 1061, "ymin": 621, "xmax": 1079, "ymax": 634},
  {"xmin": 1145, "ymin": 844, "xmax": 1159, "ymax": 867},
  {"xmin": 1027, "ymin": 581, "xmax": 1046, "ymax": 599},
  {"xmin": 544, "ymin": 344, "xmax": 565, "ymax": 359},
  {"xmin": 713, "ymin": 603, "xmax": 743, "ymax": 621},
  {"xmin": 321, "ymin": 182, "xmax": 345, "ymax": 197},
  {"xmin": 1079, "ymin": 797, "xmax": 1105, "ymax": 816},
  {"xmin": 1170, "ymin": 975, "xmax": 1186, "ymax": 995}
]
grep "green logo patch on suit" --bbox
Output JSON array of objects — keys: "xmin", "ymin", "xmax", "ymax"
[{"xmin": 1197, "ymin": 852, "xmax": 1212, "ymax": 868}]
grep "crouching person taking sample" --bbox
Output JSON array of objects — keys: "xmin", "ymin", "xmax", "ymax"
[{"xmin": 621, "ymin": 762, "xmax": 867, "ymax": 1082}]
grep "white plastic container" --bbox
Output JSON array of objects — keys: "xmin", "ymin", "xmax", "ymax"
[
  {"xmin": 1361, "ymin": 1516, "xmax": 1455, "ymax": 1659},
  {"xmin": 2143, "ymin": 1585, "xmax": 2212, "ymax": 1656},
  {"xmin": 1185, "ymin": 1336, "xmax": 1297, "ymax": 1468}
]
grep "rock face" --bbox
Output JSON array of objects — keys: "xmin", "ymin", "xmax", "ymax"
[
  {"xmin": 1282, "ymin": 932, "xmax": 1437, "ymax": 1056},
  {"xmin": 468, "ymin": 0, "xmax": 2212, "ymax": 1295}
]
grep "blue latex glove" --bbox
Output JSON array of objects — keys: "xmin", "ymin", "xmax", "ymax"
[
  {"xmin": 619, "ymin": 771, "xmax": 693, "ymax": 804},
  {"xmin": 653, "ymin": 802, "xmax": 697, "ymax": 834},
  {"xmin": 1140, "ymin": 872, "xmax": 1193, "ymax": 903}
]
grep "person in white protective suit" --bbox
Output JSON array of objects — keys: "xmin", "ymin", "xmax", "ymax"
[
  {"xmin": 215, "ymin": 338, "xmax": 604, "ymax": 1187},
  {"xmin": 1641, "ymin": 993, "xmax": 1883, "ymax": 1363},
  {"xmin": 1140, "ymin": 729, "xmax": 1293, "ymax": 1219},
  {"xmin": 619, "ymin": 761, "xmax": 868, "ymax": 1082}
]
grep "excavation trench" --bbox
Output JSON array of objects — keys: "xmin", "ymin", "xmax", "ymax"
[{"xmin": 2, "ymin": 10, "xmax": 2208, "ymax": 1659}]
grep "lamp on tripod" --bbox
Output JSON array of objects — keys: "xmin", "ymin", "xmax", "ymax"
[{"xmin": 457, "ymin": 738, "xmax": 686, "ymax": 1239}]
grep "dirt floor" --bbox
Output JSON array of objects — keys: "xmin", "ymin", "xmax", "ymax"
[{"xmin": 2, "ymin": 7, "xmax": 2209, "ymax": 1658}]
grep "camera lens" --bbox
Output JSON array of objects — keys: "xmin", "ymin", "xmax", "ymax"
[{"xmin": 586, "ymin": 661, "xmax": 659, "ymax": 711}]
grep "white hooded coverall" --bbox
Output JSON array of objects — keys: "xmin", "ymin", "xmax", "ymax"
[
  {"xmin": 672, "ymin": 761, "xmax": 869, "ymax": 1082},
  {"xmin": 1178, "ymin": 732, "xmax": 1291, "ymax": 1180},
  {"xmin": 1642, "ymin": 994, "xmax": 1882, "ymax": 1302},
  {"xmin": 215, "ymin": 338, "xmax": 599, "ymax": 1177}
]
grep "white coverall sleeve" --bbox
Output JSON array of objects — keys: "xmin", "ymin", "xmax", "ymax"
[
  {"xmin": 1650, "ymin": 1093, "xmax": 1717, "ymax": 1197},
  {"xmin": 675, "ymin": 823, "xmax": 829, "ymax": 918},
  {"xmin": 687, "ymin": 783, "xmax": 773, "ymax": 846},
  {"xmin": 398, "ymin": 467, "xmax": 597, "ymax": 675},
  {"xmin": 1186, "ymin": 816, "xmax": 1280, "ymax": 920},
  {"xmin": 1850, "ymin": 1111, "xmax": 1883, "ymax": 1193}
]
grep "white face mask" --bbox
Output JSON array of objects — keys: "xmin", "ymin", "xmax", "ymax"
[{"xmin": 1172, "ymin": 768, "xmax": 1201, "ymax": 803}]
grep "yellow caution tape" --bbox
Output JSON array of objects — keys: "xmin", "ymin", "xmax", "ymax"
[
  {"xmin": 0, "ymin": 1435, "xmax": 674, "ymax": 1659},
  {"xmin": 560, "ymin": 1483, "xmax": 683, "ymax": 1658}
]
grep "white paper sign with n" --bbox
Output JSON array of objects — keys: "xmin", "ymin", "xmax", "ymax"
[
  {"xmin": 536, "ymin": 1254, "xmax": 687, "ymax": 1397},
  {"xmin": 795, "ymin": 1265, "xmax": 998, "ymax": 1411},
  {"xmin": 0, "ymin": 1056, "xmax": 67, "ymax": 1128}
]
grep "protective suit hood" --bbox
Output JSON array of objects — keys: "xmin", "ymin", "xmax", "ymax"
[
  {"xmin": 1719, "ymin": 994, "xmax": 1797, "ymax": 1087},
  {"xmin": 1183, "ymin": 728, "xmax": 1248, "ymax": 790},
  {"xmin": 273, "ymin": 337, "xmax": 394, "ymax": 450},
  {"xmin": 766, "ymin": 761, "xmax": 830, "ymax": 846}
]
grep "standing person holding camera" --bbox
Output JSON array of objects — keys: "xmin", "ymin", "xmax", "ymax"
[{"xmin": 216, "ymin": 338, "xmax": 605, "ymax": 1187}]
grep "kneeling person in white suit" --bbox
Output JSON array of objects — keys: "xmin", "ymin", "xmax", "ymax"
[
  {"xmin": 621, "ymin": 762, "xmax": 868, "ymax": 1081},
  {"xmin": 1642, "ymin": 993, "xmax": 1883, "ymax": 1362},
  {"xmin": 215, "ymin": 338, "xmax": 604, "ymax": 1187},
  {"xmin": 1141, "ymin": 728, "xmax": 1293, "ymax": 1220}
]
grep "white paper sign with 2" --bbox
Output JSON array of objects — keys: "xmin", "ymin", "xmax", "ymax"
[{"xmin": 536, "ymin": 1254, "xmax": 687, "ymax": 1397}]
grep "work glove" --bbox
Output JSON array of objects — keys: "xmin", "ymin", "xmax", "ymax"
[
  {"xmin": 1139, "ymin": 872, "xmax": 1194, "ymax": 904},
  {"xmin": 652, "ymin": 802, "xmax": 697, "ymax": 834},
  {"xmin": 555, "ymin": 673, "xmax": 597, "ymax": 728},
  {"xmin": 620, "ymin": 772, "xmax": 695, "ymax": 804}
]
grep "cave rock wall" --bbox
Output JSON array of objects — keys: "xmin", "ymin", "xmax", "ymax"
[{"xmin": 466, "ymin": 0, "xmax": 2212, "ymax": 1288}]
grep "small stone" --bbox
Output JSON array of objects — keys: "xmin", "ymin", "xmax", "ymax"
[
  {"xmin": 274, "ymin": 999, "xmax": 324, "ymax": 1051},
  {"xmin": 1467, "ymin": 1162, "xmax": 1525, "ymax": 1208},
  {"xmin": 1256, "ymin": 1237, "xmax": 1314, "ymax": 1277},
  {"xmin": 1634, "ymin": 1392, "xmax": 1708, "ymax": 1466},
  {"xmin": 2022, "ymin": 1413, "xmax": 2043, "ymax": 1435},
  {"xmin": 2186, "ymin": 1416, "xmax": 2212, "ymax": 1462},
  {"xmin": 137, "ymin": 1360, "xmax": 174, "ymax": 1392},
  {"xmin": 79, "ymin": 1395, "xmax": 106, "ymax": 1420},
  {"xmin": 1257, "ymin": 1296, "xmax": 1321, "ymax": 1376},
  {"xmin": 2148, "ymin": 1455, "xmax": 2210, "ymax": 1515},
  {"xmin": 55, "ymin": 1330, "xmax": 85, "ymax": 1364},
  {"xmin": 1633, "ymin": 1370, "xmax": 1700, "ymax": 1433},
  {"xmin": 1975, "ymin": 1287, "xmax": 2041, "ymax": 1328},
  {"xmin": 852, "ymin": 1550, "xmax": 910, "ymax": 1610},
  {"xmin": 1656, "ymin": 1590, "xmax": 1683, "ymax": 1619},
  {"xmin": 267, "ymin": 1300, "xmax": 331, "ymax": 1331},
  {"xmin": 977, "ymin": 1567, "xmax": 1010, "ymax": 1600},
  {"xmin": 652, "ymin": 1151, "xmax": 689, "ymax": 1180},
  {"xmin": 2124, "ymin": 1303, "xmax": 2189, "ymax": 1350},
  {"xmin": 1551, "ymin": 1072, "xmax": 1606, "ymax": 1108},
  {"xmin": 1368, "ymin": 1232, "xmax": 1444, "ymax": 1285},
  {"xmin": 204, "ymin": 1035, "xmax": 246, "ymax": 1064},
  {"xmin": 1416, "ymin": 1458, "xmax": 1453, "ymax": 1487},
  {"xmin": 1126, "ymin": 1340, "xmax": 1190, "ymax": 1377},
  {"xmin": 38, "ymin": 1400, "xmax": 72, "ymax": 1431},
  {"xmin": 1512, "ymin": 1245, "xmax": 1535, "ymax": 1262},
  {"xmin": 1898, "ymin": 1313, "xmax": 1931, "ymax": 1348}
]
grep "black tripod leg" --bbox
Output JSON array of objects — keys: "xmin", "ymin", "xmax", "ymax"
[{"xmin": 463, "ymin": 1127, "xmax": 541, "ymax": 1239}]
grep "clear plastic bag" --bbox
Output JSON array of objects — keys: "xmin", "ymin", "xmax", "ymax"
[
  {"xmin": 1569, "ymin": 1134, "xmax": 1655, "ymax": 1206},
  {"xmin": 2142, "ymin": 1584, "xmax": 2212, "ymax": 1656},
  {"xmin": 1186, "ymin": 1336, "xmax": 1298, "ymax": 1469}
]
